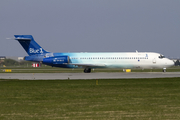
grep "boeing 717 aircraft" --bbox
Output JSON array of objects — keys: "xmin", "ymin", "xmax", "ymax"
[{"xmin": 14, "ymin": 35, "xmax": 174, "ymax": 73}]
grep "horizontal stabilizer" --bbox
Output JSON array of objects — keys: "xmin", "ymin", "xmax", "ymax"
[
  {"xmin": 15, "ymin": 38, "xmax": 31, "ymax": 40},
  {"xmin": 14, "ymin": 35, "xmax": 33, "ymax": 41}
]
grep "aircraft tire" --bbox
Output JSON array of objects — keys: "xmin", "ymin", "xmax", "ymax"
[{"xmin": 84, "ymin": 68, "xmax": 91, "ymax": 73}]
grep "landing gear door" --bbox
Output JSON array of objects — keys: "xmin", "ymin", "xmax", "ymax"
[{"xmin": 152, "ymin": 58, "xmax": 156, "ymax": 64}]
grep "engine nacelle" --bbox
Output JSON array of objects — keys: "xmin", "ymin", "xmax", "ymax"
[{"xmin": 42, "ymin": 56, "xmax": 69, "ymax": 65}]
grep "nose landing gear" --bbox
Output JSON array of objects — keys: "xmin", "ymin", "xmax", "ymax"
[
  {"xmin": 84, "ymin": 68, "xmax": 91, "ymax": 73},
  {"xmin": 163, "ymin": 68, "xmax": 166, "ymax": 72}
]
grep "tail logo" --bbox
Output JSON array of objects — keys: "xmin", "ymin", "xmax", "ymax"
[{"xmin": 29, "ymin": 48, "xmax": 43, "ymax": 54}]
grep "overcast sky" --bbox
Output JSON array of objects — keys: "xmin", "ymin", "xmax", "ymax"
[{"xmin": 0, "ymin": 0, "xmax": 180, "ymax": 58}]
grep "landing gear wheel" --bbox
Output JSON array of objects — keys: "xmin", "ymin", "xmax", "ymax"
[{"xmin": 84, "ymin": 68, "xmax": 91, "ymax": 73}]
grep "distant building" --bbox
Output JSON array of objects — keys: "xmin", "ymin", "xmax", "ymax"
[
  {"xmin": 175, "ymin": 59, "xmax": 180, "ymax": 66},
  {"xmin": 0, "ymin": 56, "xmax": 6, "ymax": 60},
  {"xmin": 6, "ymin": 56, "xmax": 24, "ymax": 61},
  {"xmin": 18, "ymin": 57, "xmax": 24, "ymax": 61}
]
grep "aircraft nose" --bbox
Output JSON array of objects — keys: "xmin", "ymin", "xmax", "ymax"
[{"xmin": 167, "ymin": 60, "xmax": 174, "ymax": 67}]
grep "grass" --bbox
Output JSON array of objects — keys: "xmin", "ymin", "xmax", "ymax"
[{"xmin": 0, "ymin": 78, "xmax": 180, "ymax": 119}]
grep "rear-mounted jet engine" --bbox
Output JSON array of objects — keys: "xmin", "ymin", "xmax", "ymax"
[{"xmin": 43, "ymin": 56, "xmax": 69, "ymax": 65}]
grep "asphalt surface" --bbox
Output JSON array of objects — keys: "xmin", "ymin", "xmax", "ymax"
[{"xmin": 0, "ymin": 72, "xmax": 180, "ymax": 80}]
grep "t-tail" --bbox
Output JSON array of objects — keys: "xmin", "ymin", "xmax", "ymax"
[{"xmin": 14, "ymin": 35, "xmax": 49, "ymax": 56}]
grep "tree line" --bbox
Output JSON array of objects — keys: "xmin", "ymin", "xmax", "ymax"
[{"xmin": 0, "ymin": 59, "xmax": 33, "ymax": 67}]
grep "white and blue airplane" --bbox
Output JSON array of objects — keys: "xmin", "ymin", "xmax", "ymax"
[{"xmin": 14, "ymin": 35, "xmax": 174, "ymax": 73}]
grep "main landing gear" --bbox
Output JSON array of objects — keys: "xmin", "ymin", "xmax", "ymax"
[{"xmin": 84, "ymin": 68, "xmax": 91, "ymax": 73}]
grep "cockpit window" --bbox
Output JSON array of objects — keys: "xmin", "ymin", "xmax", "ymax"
[{"xmin": 159, "ymin": 54, "xmax": 165, "ymax": 59}]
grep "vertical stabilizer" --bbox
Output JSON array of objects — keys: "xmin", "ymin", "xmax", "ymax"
[{"xmin": 14, "ymin": 35, "xmax": 49, "ymax": 56}]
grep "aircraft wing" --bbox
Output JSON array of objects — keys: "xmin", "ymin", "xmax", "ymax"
[{"xmin": 67, "ymin": 63, "xmax": 106, "ymax": 67}]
